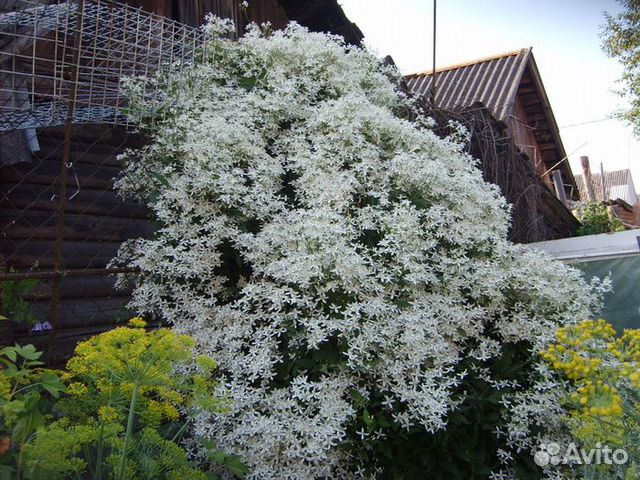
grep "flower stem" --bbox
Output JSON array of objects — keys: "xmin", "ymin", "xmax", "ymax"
[{"xmin": 117, "ymin": 384, "xmax": 139, "ymax": 480}]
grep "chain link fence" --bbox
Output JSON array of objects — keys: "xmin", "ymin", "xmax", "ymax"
[{"xmin": 0, "ymin": 0, "xmax": 207, "ymax": 364}]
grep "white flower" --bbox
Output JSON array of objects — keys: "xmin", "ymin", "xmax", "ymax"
[
  {"xmin": 115, "ymin": 17, "xmax": 604, "ymax": 478},
  {"xmin": 380, "ymin": 395, "xmax": 395, "ymax": 409}
]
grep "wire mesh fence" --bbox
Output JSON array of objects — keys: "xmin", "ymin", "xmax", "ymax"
[
  {"xmin": 0, "ymin": 123, "xmax": 151, "ymax": 364},
  {"xmin": 0, "ymin": 0, "xmax": 209, "ymax": 365},
  {"xmin": 0, "ymin": 0, "xmax": 206, "ymax": 130}
]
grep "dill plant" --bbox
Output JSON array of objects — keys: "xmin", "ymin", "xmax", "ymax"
[
  {"xmin": 19, "ymin": 319, "xmax": 226, "ymax": 480},
  {"xmin": 543, "ymin": 320, "xmax": 640, "ymax": 479}
]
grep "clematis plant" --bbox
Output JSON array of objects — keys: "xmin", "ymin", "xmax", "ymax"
[{"xmin": 115, "ymin": 17, "xmax": 607, "ymax": 478}]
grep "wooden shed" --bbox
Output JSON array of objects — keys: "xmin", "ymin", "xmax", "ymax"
[{"xmin": 405, "ymin": 48, "xmax": 581, "ymax": 242}]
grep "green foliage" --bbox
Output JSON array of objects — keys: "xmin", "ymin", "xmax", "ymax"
[
  {"xmin": 1, "ymin": 320, "xmax": 234, "ymax": 480},
  {"xmin": 574, "ymin": 202, "xmax": 625, "ymax": 235},
  {"xmin": 342, "ymin": 342, "xmax": 544, "ymax": 479},
  {"xmin": 602, "ymin": 0, "xmax": 640, "ymax": 136},
  {"xmin": 0, "ymin": 344, "xmax": 65, "ymax": 480},
  {"xmin": 202, "ymin": 440, "xmax": 249, "ymax": 479},
  {"xmin": 0, "ymin": 278, "xmax": 39, "ymax": 326},
  {"xmin": 543, "ymin": 320, "xmax": 640, "ymax": 479}
]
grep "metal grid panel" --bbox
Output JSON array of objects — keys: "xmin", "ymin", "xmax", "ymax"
[
  {"xmin": 0, "ymin": 0, "xmax": 204, "ymax": 363},
  {"xmin": 0, "ymin": 0, "xmax": 206, "ymax": 131}
]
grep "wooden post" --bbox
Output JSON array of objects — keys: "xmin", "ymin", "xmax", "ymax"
[
  {"xmin": 580, "ymin": 155, "xmax": 596, "ymax": 201},
  {"xmin": 552, "ymin": 170, "xmax": 567, "ymax": 205}
]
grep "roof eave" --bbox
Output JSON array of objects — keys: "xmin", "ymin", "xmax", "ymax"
[{"xmin": 523, "ymin": 53, "xmax": 579, "ymax": 198}]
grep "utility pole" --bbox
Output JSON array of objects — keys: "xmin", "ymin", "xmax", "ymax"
[
  {"xmin": 430, "ymin": 0, "xmax": 437, "ymax": 105},
  {"xmin": 580, "ymin": 156, "xmax": 596, "ymax": 201}
]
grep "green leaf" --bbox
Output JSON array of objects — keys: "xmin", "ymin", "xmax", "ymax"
[
  {"xmin": 226, "ymin": 456, "xmax": 249, "ymax": 478},
  {"xmin": 363, "ymin": 409, "xmax": 374, "ymax": 427},
  {"xmin": 206, "ymin": 447, "xmax": 249, "ymax": 478},
  {"xmin": 0, "ymin": 465, "xmax": 15, "ymax": 480},
  {"xmin": 0, "ymin": 347, "xmax": 17, "ymax": 363},
  {"xmin": 377, "ymin": 414, "xmax": 391, "ymax": 428},
  {"xmin": 21, "ymin": 390, "xmax": 42, "ymax": 410},
  {"xmin": 349, "ymin": 388, "xmax": 366, "ymax": 408},
  {"xmin": 207, "ymin": 449, "xmax": 227, "ymax": 464},
  {"xmin": 3, "ymin": 399, "xmax": 27, "ymax": 424},
  {"xmin": 2, "ymin": 364, "xmax": 18, "ymax": 378},
  {"xmin": 18, "ymin": 344, "xmax": 42, "ymax": 361},
  {"xmin": 40, "ymin": 372, "xmax": 67, "ymax": 398},
  {"xmin": 12, "ymin": 408, "xmax": 45, "ymax": 441},
  {"xmin": 395, "ymin": 299, "xmax": 411, "ymax": 309}
]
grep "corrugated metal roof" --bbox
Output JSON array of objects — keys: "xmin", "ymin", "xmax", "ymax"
[
  {"xmin": 574, "ymin": 169, "xmax": 637, "ymax": 204},
  {"xmin": 405, "ymin": 48, "xmax": 531, "ymax": 121}
]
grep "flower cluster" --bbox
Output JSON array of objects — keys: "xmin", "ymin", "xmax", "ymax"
[
  {"xmin": 62, "ymin": 318, "xmax": 197, "ymax": 426},
  {"xmin": 543, "ymin": 319, "xmax": 640, "ymax": 478},
  {"xmin": 542, "ymin": 319, "xmax": 634, "ymax": 417},
  {"xmin": 115, "ymin": 18, "xmax": 604, "ymax": 478}
]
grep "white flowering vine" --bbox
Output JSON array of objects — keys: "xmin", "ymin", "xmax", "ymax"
[{"xmin": 114, "ymin": 18, "xmax": 606, "ymax": 478}]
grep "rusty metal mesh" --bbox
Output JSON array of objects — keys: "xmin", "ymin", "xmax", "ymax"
[
  {"xmin": 0, "ymin": 0, "xmax": 208, "ymax": 364},
  {"xmin": 0, "ymin": 0, "xmax": 206, "ymax": 130}
]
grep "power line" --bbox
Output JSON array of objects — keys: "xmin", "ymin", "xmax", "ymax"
[{"xmin": 559, "ymin": 117, "xmax": 615, "ymax": 129}]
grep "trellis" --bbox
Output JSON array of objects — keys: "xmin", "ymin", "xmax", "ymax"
[
  {"xmin": 0, "ymin": 0, "xmax": 206, "ymax": 130},
  {"xmin": 0, "ymin": 0, "xmax": 208, "ymax": 363}
]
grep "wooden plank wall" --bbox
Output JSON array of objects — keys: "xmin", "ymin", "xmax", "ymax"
[
  {"xmin": 0, "ymin": 0, "xmax": 356, "ymax": 364},
  {"xmin": 0, "ymin": 125, "xmax": 152, "ymax": 362},
  {"xmin": 123, "ymin": 0, "xmax": 289, "ymax": 31}
]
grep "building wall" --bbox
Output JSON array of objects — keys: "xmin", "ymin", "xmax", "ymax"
[
  {"xmin": 507, "ymin": 96, "xmax": 553, "ymax": 189},
  {"xmin": 0, "ymin": 0, "xmax": 358, "ymax": 364},
  {"xmin": 123, "ymin": 0, "xmax": 289, "ymax": 30},
  {"xmin": 0, "ymin": 125, "xmax": 152, "ymax": 362}
]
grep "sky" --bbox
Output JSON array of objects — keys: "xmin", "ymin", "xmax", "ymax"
[{"xmin": 339, "ymin": 0, "xmax": 640, "ymax": 196}]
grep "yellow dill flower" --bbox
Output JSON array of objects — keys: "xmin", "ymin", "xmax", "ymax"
[
  {"xmin": 67, "ymin": 382, "xmax": 89, "ymax": 397},
  {"xmin": 162, "ymin": 403, "xmax": 180, "ymax": 421},
  {"xmin": 98, "ymin": 406, "xmax": 120, "ymax": 423},
  {"xmin": 144, "ymin": 399, "xmax": 165, "ymax": 426},
  {"xmin": 128, "ymin": 317, "xmax": 147, "ymax": 328},
  {"xmin": 543, "ymin": 318, "xmax": 640, "ymax": 464},
  {"xmin": 61, "ymin": 321, "xmax": 224, "ymax": 433}
]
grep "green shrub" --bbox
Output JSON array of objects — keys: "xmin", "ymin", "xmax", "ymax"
[
  {"xmin": 0, "ymin": 344, "xmax": 65, "ymax": 480},
  {"xmin": 574, "ymin": 202, "xmax": 625, "ymax": 236},
  {"xmin": 1, "ymin": 320, "xmax": 235, "ymax": 480}
]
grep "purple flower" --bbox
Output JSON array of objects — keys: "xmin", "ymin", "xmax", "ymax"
[{"xmin": 30, "ymin": 321, "xmax": 53, "ymax": 334}]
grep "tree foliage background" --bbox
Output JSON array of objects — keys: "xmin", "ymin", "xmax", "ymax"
[{"xmin": 602, "ymin": 0, "xmax": 640, "ymax": 136}]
